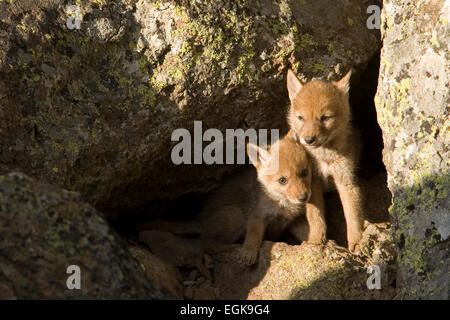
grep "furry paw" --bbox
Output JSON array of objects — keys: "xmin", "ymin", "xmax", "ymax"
[
  {"xmin": 348, "ymin": 242, "xmax": 361, "ymax": 255},
  {"xmin": 305, "ymin": 235, "xmax": 327, "ymax": 245},
  {"xmin": 302, "ymin": 240, "xmax": 324, "ymax": 247},
  {"xmin": 238, "ymin": 247, "xmax": 258, "ymax": 266}
]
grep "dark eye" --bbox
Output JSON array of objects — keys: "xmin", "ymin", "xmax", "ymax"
[
  {"xmin": 278, "ymin": 177, "xmax": 287, "ymax": 185},
  {"xmin": 320, "ymin": 115, "xmax": 330, "ymax": 121},
  {"xmin": 300, "ymin": 169, "xmax": 308, "ymax": 177},
  {"xmin": 298, "ymin": 115, "xmax": 304, "ymax": 121}
]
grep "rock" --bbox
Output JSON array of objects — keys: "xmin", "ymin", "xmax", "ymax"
[
  {"xmin": 0, "ymin": 0, "xmax": 380, "ymax": 214},
  {"xmin": 0, "ymin": 172, "xmax": 173, "ymax": 299},
  {"xmin": 374, "ymin": 0, "xmax": 449, "ymax": 299},
  {"xmin": 128, "ymin": 245, "xmax": 184, "ymax": 299},
  {"xmin": 360, "ymin": 223, "xmax": 396, "ymax": 268},
  {"xmin": 213, "ymin": 224, "xmax": 396, "ymax": 300}
]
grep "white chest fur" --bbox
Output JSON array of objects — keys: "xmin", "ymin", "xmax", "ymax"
[{"xmin": 308, "ymin": 147, "xmax": 342, "ymax": 191}]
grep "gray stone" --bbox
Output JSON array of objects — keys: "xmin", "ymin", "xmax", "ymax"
[
  {"xmin": 374, "ymin": 0, "xmax": 449, "ymax": 299},
  {"xmin": 0, "ymin": 172, "xmax": 173, "ymax": 299}
]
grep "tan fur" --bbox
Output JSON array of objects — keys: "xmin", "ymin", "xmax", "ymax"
[
  {"xmin": 239, "ymin": 134, "xmax": 326, "ymax": 265},
  {"xmin": 286, "ymin": 69, "xmax": 364, "ymax": 254},
  {"xmin": 137, "ymin": 135, "xmax": 327, "ymax": 265},
  {"xmin": 198, "ymin": 134, "xmax": 326, "ymax": 265}
]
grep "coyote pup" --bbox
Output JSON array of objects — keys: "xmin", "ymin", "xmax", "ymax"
[
  {"xmin": 237, "ymin": 134, "xmax": 326, "ymax": 265},
  {"xmin": 286, "ymin": 69, "xmax": 364, "ymax": 253},
  {"xmin": 138, "ymin": 135, "xmax": 326, "ymax": 265}
]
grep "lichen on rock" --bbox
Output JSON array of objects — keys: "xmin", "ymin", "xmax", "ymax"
[
  {"xmin": 0, "ymin": 0, "xmax": 380, "ymax": 213},
  {"xmin": 0, "ymin": 172, "xmax": 173, "ymax": 299},
  {"xmin": 375, "ymin": 0, "xmax": 449, "ymax": 299}
]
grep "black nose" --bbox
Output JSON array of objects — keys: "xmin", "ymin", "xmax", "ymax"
[
  {"xmin": 304, "ymin": 136, "xmax": 316, "ymax": 144},
  {"xmin": 298, "ymin": 193, "xmax": 308, "ymax": 201}
]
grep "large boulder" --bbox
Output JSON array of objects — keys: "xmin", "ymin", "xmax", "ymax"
[
  {"xmin": 214, "ymin": 223, "xmax": 397, "ymax": 299},
  {"xmin": 0, "ymin": 0, "xmax": 380, "ymax": 213},
  {"xmin": 0, "ymin": 172, "xmax": 173, "ymax": 299},
  {"xmin": 375, "ymin": 0, "xmax": 449, "ymax": 299}
]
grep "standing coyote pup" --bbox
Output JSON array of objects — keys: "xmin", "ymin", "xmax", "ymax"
[
  {"xmin": 286, "ymin": 69, "xmax": 364, "ymax": 253},
  {"xmin": 237, "ymin": 134, "xmax": 326, "ymax": 265}
]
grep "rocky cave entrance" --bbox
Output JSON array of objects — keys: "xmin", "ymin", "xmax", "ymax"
[{"xmin": 108, "ymin": 52, "xmax": 394, "ymax": 300}]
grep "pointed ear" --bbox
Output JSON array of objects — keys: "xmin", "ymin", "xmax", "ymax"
[
  {"xmin": 333, "ymin": 69, "xmax": 352, "ymax": 94},
  {"xmin": 287, "ymin": 69, "xmax": 303, "ymax": 102},
  {"xmin": 247, "ymin": 143, "xmax": 270, "ymax": 169}
]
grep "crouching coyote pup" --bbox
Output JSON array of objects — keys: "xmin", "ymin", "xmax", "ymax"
[
  {"xmin": 203, "ymin": 134, "xmax": 327, "ymax": 266},
  {"xmin": 138, "ymin": 135, "xmax": 326, "ymax": 266},
  {"xmin": 286, "ymin": 69, "xmax": 364, "ymax": 253}
]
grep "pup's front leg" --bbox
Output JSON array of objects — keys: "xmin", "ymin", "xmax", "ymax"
[
  {"xmin": 335, "ymin": 176, "xmax": 364, "ymax": 254},
  {"xmin": 239, "ymin": 215, "xmax": 265, "ymax": 266},
  {"xmin": 304, "ymin": 178, "xmax": 327, "ymax": 244}
]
